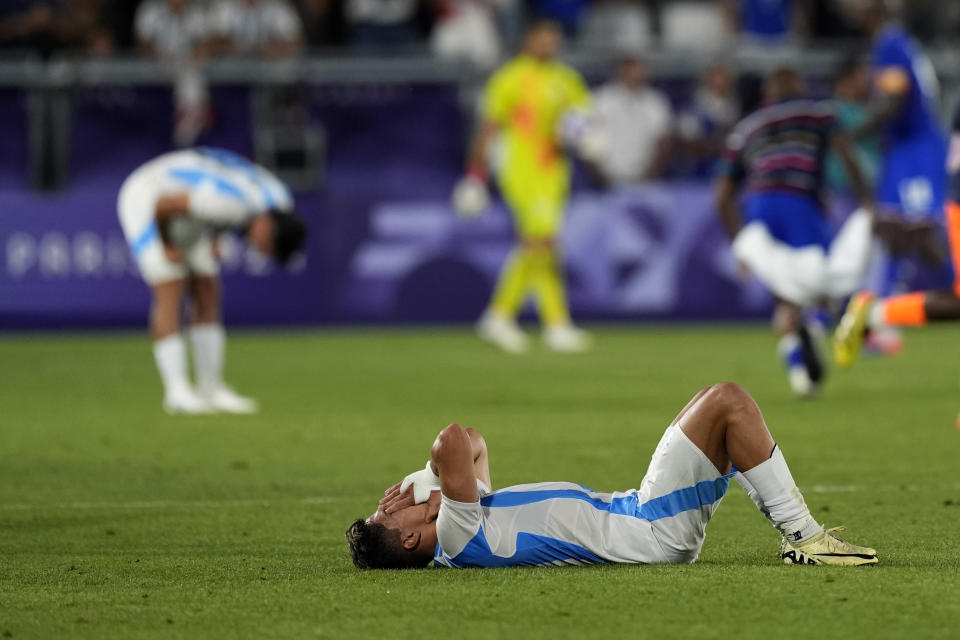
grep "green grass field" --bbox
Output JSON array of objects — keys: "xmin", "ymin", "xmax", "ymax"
[{"xmin": 1, "ymin": 325, "xmax": 959, "ymax": 639}]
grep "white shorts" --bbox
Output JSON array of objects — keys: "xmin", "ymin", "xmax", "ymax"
[
  {"xmin": 117, "ymin": 170, "xmax": 219, "ymax": 286},
  {"xmin": 636, "ymin": 424, "xmax": 733, "ymax": 564}
]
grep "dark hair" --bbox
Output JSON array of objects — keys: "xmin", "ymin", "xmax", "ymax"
[
  {"xmin": 345, "ymin": 519, "xmax": 431, "ymax": 570},
  {"xmin": 270, "ymin": 211, "xmax": 306, "ymax": 265}
]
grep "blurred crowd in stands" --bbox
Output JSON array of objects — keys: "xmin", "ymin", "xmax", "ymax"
[
  {"xmin": 0, "ymin": 1, "xmax": 913, "ymax": 181},
  {"xmin": 2, "ymin": 1, "xmax": 959, "ymax": 63}
]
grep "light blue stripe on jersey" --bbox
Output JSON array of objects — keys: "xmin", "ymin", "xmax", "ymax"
[
  {"xmin": 168, "ymin": 168, "xmax": 247, "ymax": 203},
  {"xmin": 130, "ymin": 222, "xmax": 159, "ymax": 258},
  {"xmin": 438, "ymin": 528, "xmax": 605, "ymax": 568},
  {"xmin": 197, "ymin": 147, "xmax": 280, "ymax": 209},
  {"xmin": 479, "ymin": 476, "xmax": 733, "ymax": 522},
  {"xmin": 636, "ymin": 476, "xmax": 732, "ymax": 521}
]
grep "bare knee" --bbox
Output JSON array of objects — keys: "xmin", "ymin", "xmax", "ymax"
[{"xmin": 705, "ymin": 382, "xmax": 753, "ymax": 419}]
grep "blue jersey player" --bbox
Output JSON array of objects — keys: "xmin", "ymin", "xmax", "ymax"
[
  {"xmin": 833, "ymin": 3, "xmax": 960, "ymax": 375},
  {"xmin": 715, "ymin": 69, "xmax": 875, "ymax": 397},
  {"xmin": 346, "ymin": 383, "xmax": 877, "ymax": 568}
]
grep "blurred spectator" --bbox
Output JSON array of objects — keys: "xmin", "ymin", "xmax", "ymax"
[
  {"xmin": 660, "ymin": 0, "xmax": 732, "ymax": 51},
  {"xmin": 825, "ymin": 55, "xmax": 878, "ymax": 193},
  {"xmin": 136, "ymin": 0, "xmax": 212, "ymax": 147},
  {"xmin": 346, "ymin": 0, "xmax": 419, "ymax": 48},
  {"xmin": 579, "ymin": 0, "xmax": 654, "ymax": 52},
  {"xmin": 55, "ymin": 0, "xmax": 114, "ymax": 55},
  {"xmin": 297, "ymin": 0, "xmax": 346, "ymax": 47},
  {"xmin": 593, "ymin": 56, "xmax": 673, "ymax": 185},
  {"xmin": 0, "ymin": 2, "xmax": 56, "ymax": 56},
  {"xmin": 806, "ymin": 0, "xmax": 860, "ymax": 38},
  {"xmin": 430, "ymin": 0, "xmax": 501, "ymax": 68},
  {"xmin": 723, "ymin": 0, "xmax": 807, "ymax": 44},
  {"xmin": 530, "ymin": 0, "xmax": 589, "ymax": 37},
  {"xmin": 208, "ymin": 0, "xmax": 304, "ymax": 57},
  {"xmin": 675, "ymin": 63, "xmax": 740, "ymax": 178},
  {"xmin": 136, "ymin": 0, "xmax": 209, "ymax": 59}
]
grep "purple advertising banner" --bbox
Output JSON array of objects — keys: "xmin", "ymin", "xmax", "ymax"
[{"xmin": 2, "ymin": 81, "xmax": 899, "ymax": 329}]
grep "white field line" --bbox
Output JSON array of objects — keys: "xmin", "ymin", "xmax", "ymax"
[
  {"xmin": 1, "ymin": 483, "xmax": 959, "ymax": 513},
  {"xmin": 0, "ymin": 496, "xmax": 351, "ymax": 512}
]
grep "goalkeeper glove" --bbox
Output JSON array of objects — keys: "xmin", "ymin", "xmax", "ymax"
[{"xmin": 452, "ymin": 172, "xmax": 490, "ymax": 219}]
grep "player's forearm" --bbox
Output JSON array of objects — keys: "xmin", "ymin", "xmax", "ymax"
[
  {"xmin": 464, "ymin": 427, "xmax": 487, "ymax": 464},
  {"xmin": 852, "ymin": 92, "xmax": 905, "ymax": 140},
  {"xmin": 715, "ymin": 179, "xmax": 742, "ymax": 239},
  {"xmin": 154, "ymin": 193, "xmax": 190, "ymax": 245},
  {"xmin": 832, "ymin": 133, "xmax": 874, "ymax": 209},
  {"xmin": 466, "ymin": 121, "xmax": 497, "ymax": 178}
]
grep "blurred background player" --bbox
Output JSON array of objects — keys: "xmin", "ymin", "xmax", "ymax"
[
  {"xmin": 451, "ymin": 20, "xmax": 600, "ymax": 354},
  {"xmin": 835, "ymin": 102, "xmax": 960, "ymax": 367},
  {"xmin": 118, "ymin": 147, "xmax": 306, "ymax": 414},
  {"xmin": 833, "ymin": 0, "xmax": 949, "ymax": 367},
  {"xmin": 716, "ymin": 68, "xmax": 875, "ymax": 397}
]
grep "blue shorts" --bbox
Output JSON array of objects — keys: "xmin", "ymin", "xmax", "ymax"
[
  {"xmin": 877, "ymin": 130, "xmax": 947, "ymax": 222},
  {"xmin": 743, "ymin": 192, "xmax": 832, "ymax": 250}
]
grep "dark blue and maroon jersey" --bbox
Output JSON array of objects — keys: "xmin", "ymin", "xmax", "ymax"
[{"xmin": 718, "ymin": 99, "xmax": 837, "ymax": 201}]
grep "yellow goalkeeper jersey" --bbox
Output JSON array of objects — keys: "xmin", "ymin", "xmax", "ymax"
[{"xmin": 482, "ymin": 54, "xmax": 591, "ymax": 183}]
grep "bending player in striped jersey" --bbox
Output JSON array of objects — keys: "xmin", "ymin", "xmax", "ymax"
[
  {"xmin": 345, "ymin": 382, "xmax": 877, "ymax": 568},
  {"xmin": 715, "ymin": 69, "xmax": 876, "ymax": 397},
  {"xmin": 118, "ymin": 148, "xmax": 305, "ymax": 414}
]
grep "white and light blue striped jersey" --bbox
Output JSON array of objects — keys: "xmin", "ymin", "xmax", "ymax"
[
  {"xmin": 433, "ymin": 476, "xmax": 732, "ymax": 568},
  {"xmin": 123, "ymin": 147, "xmax": 293, "ymax": 232}
]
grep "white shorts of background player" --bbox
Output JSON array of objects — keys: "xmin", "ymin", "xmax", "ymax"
[{"xmin": 732, "ymin": 208, "xmax": 873, "ymax": 307}]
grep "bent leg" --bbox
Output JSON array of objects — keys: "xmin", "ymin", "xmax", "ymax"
[
  {"xmin": 732, "ymin": 223, "xmax": 825, "ymax": 307},
  {"xmin": 673, "ymin": 382, "xmax": 775, "ymax": 475},
  {"xmin": 676, "ymin": 383, "xmax": 821, "ymax": 543}
]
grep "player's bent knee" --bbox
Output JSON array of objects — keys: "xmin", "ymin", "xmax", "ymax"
[{"xmin": 707, "ymin": 382, "xmax": 752, "ymax": 416}]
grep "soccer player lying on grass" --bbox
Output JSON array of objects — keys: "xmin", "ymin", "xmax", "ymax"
[{"xmin": 345, "ymin": 382, "xmax": 877, "ymax": 569}]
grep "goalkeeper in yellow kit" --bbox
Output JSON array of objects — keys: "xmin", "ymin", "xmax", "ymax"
[{"xmin": 452, "ymin": 20, "xmax": 602, "ymax": 353}]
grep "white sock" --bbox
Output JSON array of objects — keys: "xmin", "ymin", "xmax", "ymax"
[
  {"xmin": 189, "ymin": 323, "xmax": 225, "ymax": 395},
  {"xmin": 741, "ymin": 445, "xmax": 822, "ymax": 542},
  {"xmin": 734, "ymin": 473, "xmax": 773, "ymax": 524},
  {"xmin": 868, "ymin": 301, "xmax": 886, "ymax": 329},
  {"xmin": 153, "ymin": 334, "xmax": 190, "ymax": 398}
]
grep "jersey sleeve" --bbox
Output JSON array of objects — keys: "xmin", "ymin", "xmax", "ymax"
[
  {"xmin": 872, "ymin": 33, "xmax": 911, "ymax": 70},
  {"xmin": 436, "ymin": 494, "xmax": 482, "ymax": 558},
  {"xmin": 481, "ymin": 68, "xmax": 513, "ymax": 126}
]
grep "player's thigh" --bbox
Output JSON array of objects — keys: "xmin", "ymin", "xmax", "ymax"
[
  {"xmin": 637, "ymin": 424, "xmax": 733, "ymax": 562},
  {"xmin": 185, "ymin": 236, "xmax": 220, "ymax": 280},
  {"xmin": 500, "ymin": 171, "xmax": 568, "ymax": 240},
  {"xmin": 137, "ymin": 241, "xmax": 189, "ymax": 287}
]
